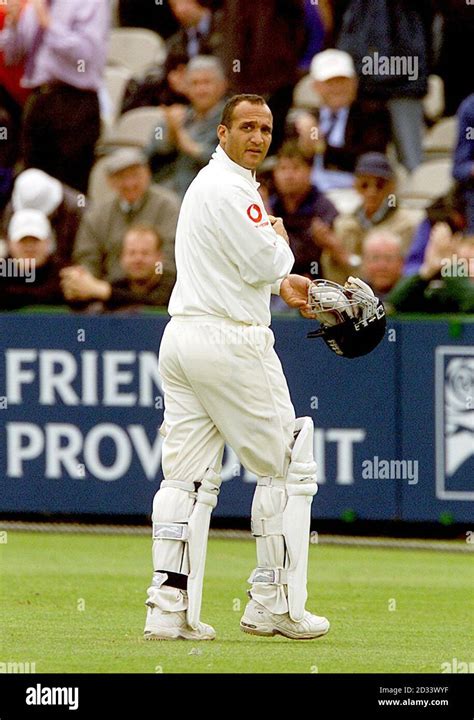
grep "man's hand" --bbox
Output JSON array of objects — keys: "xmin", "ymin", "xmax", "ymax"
[
  {"xmin": 293, "ymin": 111, "xmax": 321, "ymax": 157},
  {"xmin": 419, "ymin": 221, "xmax": 457, "ymax": 280},
  {"xmin": 166, "ymin": 104, "xmax": 187, "ymax": 133},
  {"xmin": 311, "ymin": 218, "xmax": 350, "ymax": 265},
  {"xmin": 60, "ymin": 266, "xmax": 111, "ymax": 302},
  {"xmin": 268, "ymin": 215, "xmax": 289, "ymax": 244},
  {"xmin": 280, "ymin": 274, "xmax": 316, "ymax": 318}
]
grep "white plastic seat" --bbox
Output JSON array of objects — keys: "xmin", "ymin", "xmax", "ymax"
[
  {"xmin": 107, "ymin": 28, "xmax": 166, "ymax": 75},
  {"xmin": 423, "ymin": 117, "xmax": 458, "ymax": 157},
  {"xmin": 292, "ymin": 74, "xmax": 322, "ymax": 110},
  {"xmin": 399, "ymin": 159, "xmax": 453, "ymax": 209},
  {"xmin": 102, "ymin": 106, "xmax": 168, "ymax": 148}
]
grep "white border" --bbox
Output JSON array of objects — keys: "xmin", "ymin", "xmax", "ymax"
[{"xmin": 435, "ymin": 346, "xmax": 474, "ymax": 501}]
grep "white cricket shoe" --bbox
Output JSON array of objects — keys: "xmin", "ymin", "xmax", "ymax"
[
  {"xmin": 144, "ymin": 606, "xmax": 216, "ymax": 641},
  {"xmin": 240, "ymin": 599, "xmax": 330, "ymax": 640}
]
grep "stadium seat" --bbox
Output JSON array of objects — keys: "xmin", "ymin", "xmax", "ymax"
[
  {"xmin": 292, "ymin": 74, "xmax": 322, "ymax": 110},
  {"xmin": 423, "ymin": 116, "xmax": 458, "ymax": 158},
  {"xmin": 423, "ymin": 74, "xmax": 445, "ymax": 122},
  {"xmin": 101, "ymin": 106, "xmax": 168, "ymax": 149},
  {"xmin": 103, "ymin": 66, "xmax": 133, "ymax": 125},
  {"xmin": 107, "ymin": 28, "xmax": 166, "ymax": 75},
  {"xmin": 399, "ymin": 159, "xmax": 453, "ymax": 209}
]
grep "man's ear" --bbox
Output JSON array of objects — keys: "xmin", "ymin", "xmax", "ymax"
[{"xmin": 217, "ymin": 124, "xmax": 227, "ymax": 144}]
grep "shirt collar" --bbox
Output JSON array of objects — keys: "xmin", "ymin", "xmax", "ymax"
[
  {"xmin": 119, "ymin": 191, "xmax": 147, "ymax": 215},
  {"xmin": 198, "ymin": 12, "xmax": 211, "ymax": 35},
  {"xmin": 187, "ymin": 11, "xmax": 211, "ymax": 39},
  {"xmin": 211, "ymin": 145, "xmax": 259, "ymax": 187},
  {"xmin": 357, "ymin": 198, "xmax": 392, "ymax": 227}
]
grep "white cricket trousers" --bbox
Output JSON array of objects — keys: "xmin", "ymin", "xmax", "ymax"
[{"xmin": 159, "ymin": 315, "xmax": 296, "ymax": 482}]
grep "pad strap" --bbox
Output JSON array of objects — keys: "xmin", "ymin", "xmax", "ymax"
[
  {"xmin": 248, "ymin": 567, "xmax": 288, "ymax": 585},
  {"xmin": 151, "ymin": 570, "xmax": 188, "ymax": 591},
  {"xmin": 152, "ymin": 522, "xmax": 189, "ymax": 541}
]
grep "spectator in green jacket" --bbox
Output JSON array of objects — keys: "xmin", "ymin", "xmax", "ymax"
[{"xmin": 388, "ymin": 223, "xmax": 474, "ymax": 314}]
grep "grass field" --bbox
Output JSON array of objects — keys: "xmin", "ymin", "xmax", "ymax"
[{"xmin": 1, "ymin": 532, "xmax": 472, "ymax": 674}]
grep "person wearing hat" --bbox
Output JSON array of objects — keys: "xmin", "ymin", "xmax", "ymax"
[
  {"xmin": 1, "ymin": 168, "xmax": 85, "ymax": 267},
  {"xmin": 295, "ymin": 49, "xmax": 390, "ymax": 192},
  {"xmin": 73, "ymin": 148, "xmax": 179, "ymax": 283},
  {"xmin": 335, "ymin": 0, "xmax": 432, "ymax": 172},
  {"xmin": 319, "ymin": 152, "xmax": 424, "ymax": 285},
  {"xmin": 0, "ymin": 208, "xmax": 63, "ymax": 310}
]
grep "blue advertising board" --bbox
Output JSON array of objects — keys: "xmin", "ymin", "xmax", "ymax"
[{"xmin": 0, "ymin": 313, "xmax": 472, "ymax": 522}]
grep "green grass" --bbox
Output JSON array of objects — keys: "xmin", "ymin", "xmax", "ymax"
[{"xmin": 1, "ymin": 532, "xmax": 472, "ymax": 674}]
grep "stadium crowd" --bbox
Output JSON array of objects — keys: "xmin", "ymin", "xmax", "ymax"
[{"xmin": 0, "ymin": 0, "xmax": 473, "ymax": 314}]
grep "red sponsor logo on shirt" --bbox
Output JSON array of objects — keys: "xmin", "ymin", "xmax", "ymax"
[{"xmin": 247, "ymin": 204, "xmax": 263, "ymax": 223}]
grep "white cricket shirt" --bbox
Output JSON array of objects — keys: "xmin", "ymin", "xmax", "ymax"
[{"xmin": 168, "ymin": 145, "xmax": 295, "ymax": 326}]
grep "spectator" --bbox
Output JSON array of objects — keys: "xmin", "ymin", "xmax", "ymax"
[
  {"xmin": 269, "ymin": 141, "xmax": 339, "ymax": 278},
  {"xmin": 1, "ymin": 169, "xmax": 85, "ymax": 267},
  {"xmin": 122, "ymin": 0, "xmax": 223, "ymax": 115},
  {"xmin": 166, "ymin": 0, "xmax": 222, "ymax": 68},
  {"xmin": 336, "ymin": 0, "xmax": 433, "ymax": 171},
  {"xmin": 298, "ymin": 0, "xmax": 326, "ymax": 73},
  {"xmin": 0, "ymin": 209, "xmax": 63, "ymax": 309},
  {"xmin": 1, "ymin": 0, "xmax": 109, "ymax": 193},
  {"xmin": 361, "ymin": 229, "xmax": 404, "ymax": 301},
  {"xmin": 62, "ymin": 224, "xmax": 175, "ymax": 311},
  {"xmin": 218, "ymin": 0, "xmax": 306, "ymax": 152},
  {"xmin": 73, "ymin": 148, "xmax": 179, "ymax": 282},
  {"xmin": 436, "ymin": 1, "xmax": 474, "ymax": 117},
  {"xmin": 331, "ymin": 153, "xmax": 424, "ymax": 281},
  {"xmin": 295, "ymin": 49, "xmax": 390, "ymax": 192},
  {"xmin": 147, "ymin": 55, "xmax": 226, "ymax": 197},
  {"xmin": 388, "ymin": 225, "xmax": 474, "ymax": 313},
  {"xmin": 404, "ymin": 188, "xmax": 466, "ymax": 276},
  {"xmin": 453, "ymin": 93, "xmax": 474, "ymax": 234},
  {"xmin": 0, "ymin": 1, "xmax": 30, "ymax": 209},
  {"xmin": 121, "ymin": 50, "xmax": 190, "ymax": 114}
]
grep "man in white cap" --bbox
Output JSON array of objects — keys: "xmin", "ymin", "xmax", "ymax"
[
  {"xmin": 0, "ymin": 208, "xmax": 63, "ymax": 309},
  {"xmin": 1, "ymin": 168, "xmax": 85, "ymax": 266},
  {"xmin": 295, "ymin": 49, "xmax": 390, "ymax": 193},
  {"xmin": 73, "ymin": 148, "xmax": 179, "ymax": 283}
]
